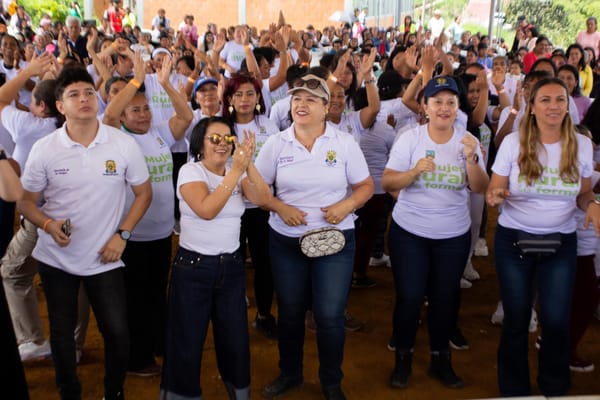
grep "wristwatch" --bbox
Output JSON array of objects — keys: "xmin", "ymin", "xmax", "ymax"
[
  {"xmin": 467, "ymin": 153, "xmax": 479, "ymax": 164},
  {"xmin": 0, "ymin": 149, "xmax": 6, "ymax": 160},
  {"xmin": 117, "ymin": 229, "xmax": 131, "ymax": 241}
]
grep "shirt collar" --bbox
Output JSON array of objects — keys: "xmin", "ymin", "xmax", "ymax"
[{"xmin": 57, "ymin": 119, "xmax": 108, "ymax": 148}]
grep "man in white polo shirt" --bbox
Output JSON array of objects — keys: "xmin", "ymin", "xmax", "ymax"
[{"xmin": 18, "ymin": 66, "xmax": 152, "ymax": 400}]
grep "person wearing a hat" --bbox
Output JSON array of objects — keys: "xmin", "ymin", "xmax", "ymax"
[
  {"xmin": 102, "ymin": 52, "xmax": 192, "ymax": 378},
  {"xmin": 382, "ymin": 75, "xmax": 488, "ymax": 390},
  {"xmin": 256, "ymin": 74, "xmax": 374, "ymax": 400}
]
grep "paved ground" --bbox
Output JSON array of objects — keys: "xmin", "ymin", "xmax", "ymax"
[{"xmin": 22, "ymin": 213, "xmax": 600, "ymax": 399}]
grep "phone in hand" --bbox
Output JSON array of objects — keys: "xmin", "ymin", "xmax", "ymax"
[{"xmin": 61, "ymin": 218, "xmax": 71, "ymax": 237}]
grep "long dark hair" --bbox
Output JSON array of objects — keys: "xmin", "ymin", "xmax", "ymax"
[{"xmin": 189, "ymin": 116, "xmax": 236, "ymax": 161}]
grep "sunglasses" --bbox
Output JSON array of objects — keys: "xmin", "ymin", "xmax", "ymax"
[
  {"xmin": 207, "ymin": 133, "xmax": 235, "ymax": 145},
  {"xmin": 292, "ymin": 78, "xmax": 322, "ymax": 90}
]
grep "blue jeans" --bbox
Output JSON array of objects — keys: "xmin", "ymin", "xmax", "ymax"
[
  {"xmin": 388, "ymin": 221, "xmax": 470, "ymax": 352},
  {"xmin": 161, "ymin": 247, "xmax": 250, "ymax": 399},
  {"xmin": 494, "ymin": 224, "xmax": 576, "ymax": 397},
  {"xmin": 269, "ymin": 228, "xmax": 355, "ymax": 389},
  {"xmin": 38, "ymin": 263, "xmax": 128, "ymax": 400}
]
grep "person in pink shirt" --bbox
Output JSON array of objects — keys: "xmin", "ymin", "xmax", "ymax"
[{"xmin": 576, "ymin": 17, "xmax": 600, "ymax": 55}]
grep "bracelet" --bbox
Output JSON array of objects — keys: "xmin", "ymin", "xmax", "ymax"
[
  {"xmin": 244, "ymin": 44, "xmax": 250, "ymax": 50},
  {"xmin": 301, "ymin": 61, "xmax": 309, "ymax": 67},
  {"xmin": 187, "ymin": 76, "xmax": 196, "ymax": 84},
  {"xmin": 497, "ymin": 88, "xmax": 506, "ymax": 94},
  {"xmin": 42, "ymin": 218, "xmax": 53, "ymax": 232},
  {"xmin": 509, "ymin": 108, "xmax": 518, "ymax": 116},
  {"xmin": 328, "ymin": 74, "xmax": 338, "ymax": 83},
  {"xmin": 129, "ymin": 78, "xmax": 142, "ymax": 89},
  {"xmin": 364, "ymin": 78, "xmax": 376, "ymax": 85},
  {"xmin": 587, "ymin": 199, "xmax": 600, "ymax": 210},
  {"xmin": 219, "ymin": 182, "xmax": 233, "ymax": 192},
  {"xmin": 56, "ymin": 57, "xmax": 63, "ymax": 65}
]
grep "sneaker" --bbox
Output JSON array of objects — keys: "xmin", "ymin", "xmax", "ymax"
[
  {"xmin": 428, "ymin": 352, "xmax": 464, "ymax": 388},
  {"xmin": 463, "ymin": 260, "xmax": 480, "ymax": 281},
  {"xmin": 529, "ymin": 309, "xmax": 538, "ymax": 333},
  {"xmin": 262, "ymin": 374, "xmax": 303, "ymax": 398},
  {"xmin": 473, "ymin": 238, "xmax": 489, "ymax": 257},
  {"xmin": 305, "ymin": 310, "xmax": 316, "ymax": 333},
  {"xmin": 369, "ymin": 254, "xmax": 391, "ymax": 267},
  {"xmin": 535, "ymin": 335, "xmax": 542, "ymax": 350},
  {"xmin": 127, "ymin": 363, "xmax": 161, "ymax": 377},
  {"xmin": 253, "ymin": 314, "xmax": 278, "ymax": 340},
  {"xmin": 387, "ymin": 336, "xmax": 396, "ymax": 352},
  {"xmin": 19, "ymin": 340, "xmax": 52, "ymax": 362},
  {"xmin": 460, "ymin": 278, "xmax": 472, "ymax": 289},
  {"xmin": 449, "ymin": 328, "xmax": 470, "ymax": 351},
  {"xmin": 570, "ymin": 356, "xmax": 595, "ymax": 372},
  {"xmin": 491, "ymin": 302, "xmax": 504, "ymax": 325},
  {"xmin": 343, "ymin": 311, "xmax": 364, "ymax": 332},
  {"xmin": 172, "ymin": 220, "xmax": 180, "ymax": 235},
  {"xmin": 351, "ymin": 276, "xmax": 376, "ymax": 289}
]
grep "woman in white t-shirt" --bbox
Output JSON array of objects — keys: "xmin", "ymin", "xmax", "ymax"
[
  {"xmin": 160, "ymin": 116, "xmax": 270, "ymax": 400},
  {"xmin": 486, "ymin": 78, "xmax": 600, "ymax": 396},
  {"xmin": 382, "ymin": 76, "xmax": 489, "ymax": 390},
  {"xmin": 222, "ymin": 73, "xmax": 280, "ymax": 339},
  {"xmin": 255, "ymin": 74, "xmax": 374, "ymax": 400},
  {"xmin": 102, "ymin": 54, "xmax": 193, "ymax": 376}
]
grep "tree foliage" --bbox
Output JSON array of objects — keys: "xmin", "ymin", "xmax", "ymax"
[
  {"xmin": 505, "ymin": 0, "xmax": 595, "ymax": 48},
  {"xmin": 18, "ymin": 0, "xmax": 70, "ymax": 27}
]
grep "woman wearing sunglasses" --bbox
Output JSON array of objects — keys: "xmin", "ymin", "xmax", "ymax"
[
  {"xmin": 255, "ymin": 74, "xmax": 374, "ymax": 400},
  {"xmin": 160, "ymin": 115, "xmax": 271, "ymax": 400},
  {"xmin": 222, "ymin": 73, "xmax": 280, "ymax": 340}
]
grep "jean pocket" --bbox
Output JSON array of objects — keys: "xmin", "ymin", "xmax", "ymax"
[{"xmin": 173, "ymin": 252, "xmax": 203, "ymax": 270}]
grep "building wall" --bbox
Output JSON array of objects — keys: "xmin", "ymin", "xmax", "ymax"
[{"xmin": 140, "ymin": 0, "xmax": 347, "ymax": 32}]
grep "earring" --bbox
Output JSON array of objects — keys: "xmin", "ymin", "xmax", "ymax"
[
  {"xmin": 228, "ymin": 105, "xmax": 234, "ymax": 114},
  {"xmin": 256, "ymin": 104, "xmax": 261, "ymax": 113}
]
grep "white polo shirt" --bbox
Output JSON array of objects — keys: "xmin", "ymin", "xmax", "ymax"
[
  {"xmin": 386, "ymin": 124, "xmax": 485, "ymax": 239},
  {"xmin": 255, "ymin": 123, "xmax": 370, "ymax": 238},
  {"xmin": 269, "ymin": 94, "xmax": 292, "ymax": 131},
  {"xmin": 21, "ymin": 122, "xmax": 149, "ymax": 276},
  {"xmin": 329, "ymin": 111, "xmax": 366, "ymax": 143},
  {"xmin": 492, "ymin": 132, "xmax": 593, "ymax": 234},
  {"xmin": 122, "ymin": 121, "xmax": 175, "ymax": 241}
]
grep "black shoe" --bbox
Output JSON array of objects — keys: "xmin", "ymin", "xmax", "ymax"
[
  {"xmin": 351, "ymin": 276, "xmax": 376, "ymax": 289},
  {"xmin": 390, "ymin": 351, "xmax": 412, "ymax": 389},
  {"xmin": 428, "ymin": 352, "xmax": 464, "ymax": 388},
  {"xmin": 322, "ymin": 386, "xmax": 346, "ymax": 400},
  {"xmin": 253, "ymin": 314, "xmax": 278, "ymax": 340},
  {"xmin": 262, "ymin": 374, "xmax": 303, "ymax": 398},
  {"xmin": 449, "ymin": 328, "xmax": 470, "ymax": 350}
]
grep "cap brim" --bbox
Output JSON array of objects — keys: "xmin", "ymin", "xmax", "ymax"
[{"xmin": 287, "ymin": 86, "xmax": 329, "ymax": 102}]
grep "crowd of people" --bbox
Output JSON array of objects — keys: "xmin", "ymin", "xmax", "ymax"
[{"xmin": 1, "ymin": 1, "xmax": 600, "ymax": 399}]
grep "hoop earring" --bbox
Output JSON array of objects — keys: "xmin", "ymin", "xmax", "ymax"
[
  {"xmin": 256, "ymin": 104, "xmax": 261, "ymax": 113},
  {"xmin": 228, "ymin": 105, "xmax": 234, "ymax": 114}
]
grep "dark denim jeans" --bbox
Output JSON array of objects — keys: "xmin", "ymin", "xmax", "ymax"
[
  {"xmin": 494, "ymin": 224, "xmax": 576, "ymax": 397},
  {"xmin": 388, "ymin": 221, "xmax": 470, "ymax": 352},
  {"xmin": 161, "ymin": 247, "xmax": 250, "ymax": 399},
  {"xmin": 269, "ymin": 228, "xmax": 355, "ymax": 389},
  {"xmin": 38, "ymin": 263, "xmax": 128, "ymax": 400}
]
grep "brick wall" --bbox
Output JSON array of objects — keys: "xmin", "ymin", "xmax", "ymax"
[{"xmin": 141, "ymin": 0, "xmax": 347, "ymax": 33}]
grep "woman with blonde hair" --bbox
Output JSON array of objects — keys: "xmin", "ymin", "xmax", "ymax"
[{"xmin": 487, "ymin": 77, "xmax": 600, "ymax": 396}]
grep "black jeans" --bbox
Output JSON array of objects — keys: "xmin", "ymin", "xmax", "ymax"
[
  {"xmin": 240, "ymin": 207, "xmax": 274, "ymax": 316},
  {"xmin": 39, "ymin": 263, "xmax": 128, "ymax": 400},
  {"xmin": 122, "ymin": 237, "xmax": 171, "ymax": 369}
]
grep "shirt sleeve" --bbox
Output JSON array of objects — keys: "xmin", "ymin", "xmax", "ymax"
[
  {"xmin": 344, "ymin": 136, "xmax": 370, "ymax": 184},
  {"xmin": 1, "ymin": 106, "xmax": 28, "ymax": 141},
  {"xmin": 20, "ymin": 139, "xmax": 48, "ymax": 193},
  {"xmin": 386, "ymin": 128, "xmax": 415, "ymax": 172},
  {"xmin": 491, "ymin": 132, "xmax": 517, "ymax": 177},
  {"xmin": 254, "ymin": 134, "xmax": 279, "ymax": 185},
  {"xmin": 123, "ymin": 136, "xmax": 150, "ymax": 186}
]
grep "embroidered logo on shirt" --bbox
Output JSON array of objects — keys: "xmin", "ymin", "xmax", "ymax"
[
  {"xmin": 156, "ymin": 136, "xmax": 165, "ymax": 147},
  {"xmin": 53, "ymin": 168, "xmax": 70, "ymax": 176},
  {"xmin": 325, "ymin": 150, "xmax": 337, "ymax": 167},
  {"xmin": 103, "ymin": 160, "xmax": 118, "ymax": 176},
  {"xmin": 278, "ymin": 156, "xmax": 294, "ymax": 165}
]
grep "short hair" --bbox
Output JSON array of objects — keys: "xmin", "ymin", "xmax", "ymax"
[
  {"xmin": 189, "ymin": 116, "xmax": 235, "ymax": 161},
  {"xmin": 557, "ymin": 64, "xmax": 581, "ymax": 96},
  {"xmin": 54, "ymin": 65, "xmax": 94, "ymax": 100},
  {"xmin": 104, "ymin": 76, "xmax": 128, "ymax": 96},
  {"xmin": 65, "ymin": 16, "xmax": 81, "ymax": 28}
]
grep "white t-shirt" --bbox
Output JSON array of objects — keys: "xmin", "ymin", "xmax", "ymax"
[
  {"xmin": 386, "ymin": 124, "xmax": 485, "ymax": 239},
  {"xmin": 255, "ymin": 124, "xmax": 370, "ymax": 237},
  {"xmin": 177, "ymin": 162, "xmax": 245, "ymax": 254},
  {"xmin": 234, "ymin": 115, "xmax": 279, "ymax": 208},
  {"xmin": 1, "ymin": 106, "xmax": 56, "ymax": 169},
  {"xmin": 328, "ymin": 111, "xmax": 366, "ymax": 143},
  {"xmin": 492, "ymin": 132, "xmax": 593, "ymax": 234},
  {"xmin": 360, "ymin": 120, "xmax": 396, "ymax": 194},
  {"xmin": 21, "ymin": 123, "xmax": 149, "ymax": 275},
  {"xmin": 123, "ymin": 122, "xmax": 175, "ymax": 241},
  {"xmin": 269, "ymin": 94, "xmax": 292, "ymax": 131},
  {"xmin": 377, "ymin": 98, "xmax": 414, "ymax": 127},
  {"xmin": 220, "ymin": 41, "xmax": 247, "ymax": 79},
  {"xmin": 575, "ymin": 171, "xmax": 600, "ymax": 256},
  {"xmin": 0, "ymin": 60, "xmax": 33, "ymax": 107}
]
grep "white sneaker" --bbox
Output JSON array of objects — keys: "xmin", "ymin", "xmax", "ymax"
[
  {"xmin": 529, "ymin": 309, "xmax": 538, "ymax": 333},
  {"xmin": 473, "ymin": 238, "xmax": 489, "ymax": 257},
  {"xmin": 369, "ymin": 254, "xmax": 391, "ymax": 267},
  {"xmin": 491, "ymin": 302, "xmax": 504, "ymax": 325},
  {"xmin": 463, "ymin": 260, "xmax": 480, "ymax": 281},
  {"xmin": 19, "ymin": 340, "xmax": 52, "ymax": 361},
  {"xmin": 460, "ymin": 278, "xmax": 472, "ymax": 289}
]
